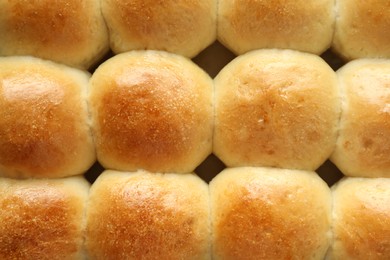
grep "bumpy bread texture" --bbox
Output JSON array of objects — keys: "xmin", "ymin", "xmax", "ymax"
[
  {"xmin": 333, "ymin": 0, "xmax": 390, "ymax": 60},
  {"xmin": 214, "ymin": 49, "xmax": 340, "ymax": 170},
  {"xmin": 210, "ymin": 167, "xmax": 332, "ymax": 260},
  {"xmin": 85, "ymin": 170, "xmax": 211, "ymax": 260},
  {"xmin": 0, "ymin": 0, "xmax": 109, "ymax": 69},
  {"xmin": 89, "ymin": 50, "xmax": 213, "ymax": 173},
  {"xmin": 0, "ymin": 176, "xmax": 90, "ymax": 260},
  {"xmin": 0, "ymin": 56, "xmax": 96, "ymax": 179},
  {"xmin": 331, "ymin": 59, "xmax": 390, "ymax": 177},
  {"xmin": 101, "ymin": 0, "xmax": 217, "ymax": 58},
  {"xmin": 329, "ymin": 177, "xmax": 390, "ymax": 259},
  {"xmin": 217, "ymin": 0, "xmax": 334, "ymax": 55}
]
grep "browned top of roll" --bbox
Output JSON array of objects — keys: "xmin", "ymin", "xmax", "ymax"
[
  {"xmin": 0, "ymin": 0, "xmax": 109, "ymax": 69},
  {"xmin": 101, "ymin": 0, "xmax": 217, "ymax": 58},
  {"xmin": 213, "ymin": 49, "xmax": 340, "ymax": 171},
  {"xmin": 0, "ymin": 57, "xmax": 95, "ymax": 179},
  {"xmin": 331, "ymin": 59, "xmax": 390, "ymax": 178},
  {"xmin": 210, "ymin": 167, "xmax": 332, "ymax": 260},
  {"xmin": 218, "ymin": 0, "xmax": 335, "ymax": 55},
  {"xmin": 330, "ymin": 177, "xmax": 390, "ymax": 259},
  {"xmin": 0, "ymin": 177, "xmax": 90, "ymax": 260},
  {"xmin": 89, "ymin": 51, "xmax": 213, "ymax": 173},
  {"xmin": 86, "ymin": 170, "xmax": 210, "ymax": 260},
  {"xmin": 333, "ymin": 0, "xmax": 390, "ymax": 60}
]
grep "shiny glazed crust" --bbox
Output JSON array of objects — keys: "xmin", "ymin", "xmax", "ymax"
[
  {"xmin": 331, "ymin": 59, "xmax": 390, "ymax": 177},
  {"xmin": 332, "ymin": 0, "xmax": 390, "ymax": 60},
  {"xmin": 329, "ymin": 177, "xmax": 390, "ymax": 259},
  {"xmin": 213, "ymin": 49, "xmax": 340, "ymax": 170},
  {"xmin": 217, "ymin": 0, "xmax": 335, "ymax": 55},
  {"xmin": 0, "ymin": 177, "xmax": 90, "ymax": 260},
  {"xmin": 0, "ymin": 56, "xmax": 96, "ymax": 179},
  {"xmin": 101, "ymin": 0, "xmax": 217, "ymax": 58},
  {"xmin": 0, "ymin": 0, "xmax": 109, "ymax": 69},
  {"xmin": 209, "ymin": 167, "xmax": 332, "ymax": 260},
  {"xmin": 85, "ymin": 170, "xmax": 211, "ymax": 260},
  {"xmin": 89, "ymin": 50, "xmax": 213, "ymax": 173}
]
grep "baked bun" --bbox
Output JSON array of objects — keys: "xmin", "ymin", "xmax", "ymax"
[
  {"xmin": 210, "ymin": 167, "xmax": 331, "ymax": 260},
  {"xmin": 85, "ymin": 170, "xmax": 210, "ymax": 259},
  {"xmin": 89, "ymin": 50, "xmax": 213, "ymax": 173},
  {"xmin": 101, "ymin": 0, "xmax": 217, "ymax": 58},
  {"xmin": 332, "ymin": 0, "xmax": 390, "ymax": 60},
  {"xmin": 0, "ymin": 176, "xmax": 90, "ymax": 259},
  {"xmin": 331, "ymin": 59, "xmax": 390, "ymax": 177},
  {"xmin": 213, "ymin": 49, "xmax": 340, "ymax": 170},
  {"xmin": 329, "ymin": 177, "xmax": 390, "ymax": 259},
  {"xmin": 0, "ymin": 56, "xmax": 95, "ymax": 179},
  {"xmin": 217, "ymin": 0, "xmax": 335, "ymax": 55},
  {"xmin": 0, "ymin": 0, "xmax": 109, "ymax": 69}
]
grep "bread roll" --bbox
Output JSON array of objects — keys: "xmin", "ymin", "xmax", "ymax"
[
  {"xmin": 85, "ymin": 170, "xmax": 210, "ymax": 259},
  {"xmin": 210, "ymin": 167, "xmax": 332, "ymax": 260},
  {"xmin": 332, "ymin": 0, "xmax": 390, "ymax": 60},
  {"xmin": 101, "ymin": 0, "xmax": 217, "ymax": 58},
  {"xmin": 213, "ymin": 49, "xmax": 340, "ymax": 170},
  {"xmin": 0, "ymin": 176, "xmax": 90, "ymax": 260},
  {"xmin": 331, "ymin": 59, "xmax": 390, "ymax": 177},
  {"xmin": 0, "ymin": 0, "xmax": 109, "ymax": 69},
  {"xmin": 217, "ymin": 0, "xmax": 335, "ymax": 55},
  {"xmin": 329, "ymin": 177, "xmax": 390, "ymax": 259},
  {"xmin": 0, "ymin": 56, "xmax": 96, "ymax": 179},
  {"xmin": 89, "ymin": 50, "xmax": 213, "ymax": 173}
]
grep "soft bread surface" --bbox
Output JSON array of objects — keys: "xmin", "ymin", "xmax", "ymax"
[
  {"xmin": 332, "ymin": 0, "xmax": 390, "ymax": 60},
  {"xmin": 331, "ymin": 59, "xmax": 390, "ymax": 177},
  {"xmin": 213, "ymin": 49, "xmax": 340, "ymax": 170},
  {"xmin": 89, "ymin": 50, "xmax": 213, "ymax": 173},
  {"xmin": 85, "ymin": 170, "xmax": 210, "ymax": 260},
  {"xmin": 217, "ymin": 0, "xmax": 334, "ymax": 55},
  {"xmin": 101, "ymin": 0, "xmax": 217, "ymax": 58},
  {"xmin": 0, "ymin": 176, "xmax": 90, "ymax": 260},
  {"xmin": 329, "ymin": 177, "xmax": 390, "ymax": 259},
  {"xmin": 0, "ymin": 0, "xmax": 109, "ymax": 69},
  {"xmin": 210, "ymin": 167, "xmax": 332, "ymax": 260},
  {"xmin": 0, "ymin": 57, "xmax": 96, "ymax": 179}
]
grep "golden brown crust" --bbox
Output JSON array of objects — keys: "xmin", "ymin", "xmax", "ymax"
[
  {"xmin": 102, "ymin": 0, "xmax": 216, "ymax": 57},
  {"xmin": 0, "ymin": 0, "xmax": 109, "ymax": 69},
  {"xmin": 329, "ymin": 178, "xmax": 390, "ymax": 259},
  {"xmin": 0, "ymin": 57, "xmax": 95, "ymax": 179},
  {"xmin": 218, "ymin": 0, "xmax": 335, "ymax": 55},
  {"xmin": 331, "ymin": 59, "xmax": 390, "ymax": 177},
  {"xmin": 85, "ymin": 170, "xmax": 210, "ymax": 260},
  {"xmin": 333, "ymin": 0, "xmax": 390, "ymax": 60},
  {"xmin": 213, "ymin": 49, "xmax": 340, "ymax": 170},
  {"xmin": 0, "ymin": 177, "xmax": 90, "ymax": 260},
  {"xmin": 89, "ymin": 51, "xmax": 213, "ymax": 173},
  {"xmin": 210, "ymin": 167, "xmax": 332, "ymax": 260}
]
